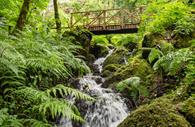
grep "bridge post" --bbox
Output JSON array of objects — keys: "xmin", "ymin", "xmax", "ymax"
[
  {"xmin": 103, "ymin": 10, "xmax": 106, "ymax": 30},
  {"xmin": 70, "ymin": 14, "xmax": 73, "ymax": 27},
  {"xmin": 121, "ymin": 9, "xmax": 125, "ymax": 29}
]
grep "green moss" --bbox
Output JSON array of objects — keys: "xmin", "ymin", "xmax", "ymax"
[
  {"xmin": 103, "ymin": 48, "xmax": 128, "ymax": 67},
  {"xmin": 142, "ymin": 33, "xmax": 162, "ymax": 48},
  {"xmin": 103, "ymin": 57, "xmax": 153, "ymax": 88},
  {"xmin": 142, "ymin": 32, "xmax": 193, "ymax": 50},
  {"xmin": 118, "ymin": 98, "xmax": 191, "ymax": 127},
  {"xmin": 103, "ymin": 64, "xmax": 120, "ymax": 72},
  {"xmin": 174, "ymin": 35, "xmax": 192, "ymax": 48},
  {"xmin": 102, "ymin": 64, "xmax": 120, "ymax": 78},
  {"xmin": 179, "ymin": 98, "xmax": 195, "ymax": 126},
  {"xmin": 63, "ymin": 29, "xmax": 92, "ymax": 54},
  {"xmin": 102, "ymin": 70, "xmax": 112, "ymax": 77}
]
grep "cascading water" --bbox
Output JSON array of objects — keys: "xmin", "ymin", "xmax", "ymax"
[{"xmin": 60, "ymin": 49, "xmax": 129, "ymax": 127}]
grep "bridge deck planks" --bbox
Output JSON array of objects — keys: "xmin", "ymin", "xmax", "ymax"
[{"xmin": 88, "ymin": 24, "xmax": 138, "ymax": 35}]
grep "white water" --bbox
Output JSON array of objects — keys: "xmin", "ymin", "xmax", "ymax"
[{"xmin": 60, "ymin": 49, "xmax": 129, "ymax": 127}]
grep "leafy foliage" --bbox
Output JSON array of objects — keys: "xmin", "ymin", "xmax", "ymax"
[
  {"xmin": 184, "ymin": 52, "xmax": 195, "ymax": 97},
  {"xmin": 153, "ymin": 48, "xmax": 192, "ymax": 76},
  {"xmin": 0, "ymin": 108, "xmax": 22, "ymax": 127},
  {"xmin": 13, "ymin": 85, "xmax": 92, "ymax": 122},
  {"xmin": 116, "ymin": 77, "xmax": 148, "ymax": 101},
  {"xmin": 141, "ymin": 1, "xmax": 195, "ymax": 36},
  {"xmin": 148, "ymin": 48, "xmax": 163, "ymax": 64},
  {"xmin": 0, "ymin": 27, "xmax": 92, "ymax": 126}
]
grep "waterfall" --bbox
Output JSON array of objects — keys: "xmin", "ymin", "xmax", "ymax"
[{"xmin": 60, "ymin": 49, "xmax": 129, "ymax": 127}]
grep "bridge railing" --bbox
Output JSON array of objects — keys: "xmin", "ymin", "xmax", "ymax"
[{"xmin": 69, "ymin": 6, "xmax": 145, "ymax": 30}]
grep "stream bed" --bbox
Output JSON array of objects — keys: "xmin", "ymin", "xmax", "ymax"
[{"xmin": 60, "ymin": 50, "xmax": 129, "ymax": 127}]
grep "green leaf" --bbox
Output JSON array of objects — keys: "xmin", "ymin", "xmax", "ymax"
[{"xmin": 148, "ymin": 48, "xmax": 162, "ymax": 64}]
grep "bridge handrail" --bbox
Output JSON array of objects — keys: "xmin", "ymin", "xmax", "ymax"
[{"xmin": 68, "ymin": 6, "xmax": 146, "ymax": 34}]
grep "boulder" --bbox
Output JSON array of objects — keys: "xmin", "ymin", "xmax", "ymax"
[
  {"xmin": 103, "ymin": 48, "xmax": 129, "ymax": 68},
  {"xmin": 102, "ymin": 64, "xmax": 120, "ymax": 77},
  {"xmin": 118, "ymin": 98, "xmax": 191, "ymax": 127},
  {"xmin": 179, "ymin": 98, "xmax": 195, "ymax": 127},
  {"xmin": 89, "ymin": 43, "xmax": 109, "ymax": 58},
  {"xmin": 103, "ymin": 57, "xmax": 153, "ymax": 88}
]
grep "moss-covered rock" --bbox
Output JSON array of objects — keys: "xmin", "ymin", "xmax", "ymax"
[
  {"xmin": 118, "ymin": 98, "xmax": 191, "ymax": 127},
  {"xmin": 142, "ymin": 36, "xmax": 175, "ymax": 59},
  {"xmin": 102, "ymin": 70, "xmax": 112, "ymax": 77},
  {"xmin": 102, "ymin": 64, "xmax": 120, "ymax": 77},
  {"xmin": 89, "ymin": 43, "xmax": 109, "ymax": 58},
  {"xmin": 103, "ymin": 48, "xmax": 129, "ymax": 68},
  {"xmin": 124, "ymin": 41, "xmax": 138, "ymax": 52},
  {"xmin": 63, "ymin": 29, "xmax": 92, "ymax": 55},
  {"xmin": 103, "ymin": 64, "xmax": 120, "ymax": 73},
  {"xmin": 103, "ymin": 57, "xmax": 153, "ymax": 88},
  {"xmin": 142, "ymin": 32, "xmax": 194, "ymax": 50},
  {"xmin": 179, "ymin": 98, "xmax": 195, "ymax": 126},
  {"xmin": 174, "ymin": 35, "xmax": 192, "ymax": 48},
  {"xmin": 142, "ymin": 33, "xmax": 162, "ymax": 48}
]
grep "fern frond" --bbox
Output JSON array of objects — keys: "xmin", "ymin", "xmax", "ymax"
[
  {"xmin": 23, "ymin": 119, "xmax": 52, "ymax": 127},
  {"xmin": 46, "ymin": 84, "xmax": 94, "ymax": 101},
  {"xmin": 0, "ymin": 108, "xmax": 23, "ymax": 127},
  {"xmin": 14, "ymin": 86, "xmax": 87, "ymax": 122},
  {"xmin": 36, "ymin": 99, "xmax": 84, "ymax": 122},
  {"xmin": 116, "ymin": 77, "xmax": 148, "ymax": 100},
  {"xmin": 153, "ymin": 48, "xmax": 192, "ymax": 75},
  {"xmin": 148, "ymin": 48, "xmax": 162, "ymax": 64}
]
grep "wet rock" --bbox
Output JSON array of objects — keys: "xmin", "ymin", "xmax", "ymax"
[
  {"xmin": 95, "ymin": 77, "xmax": 103, "ymax": 84},
  {"xmin": 92, "ymin": 64, "xmax": 100, "ymax": 74},
  {"xmin": 73, "ymin": 100, "xmax": 89, "ymax": 127},
  {"xmin": 103, "ymin": 48, "xmax": 129, "ymax": 69},
  {"xmin": 69, "ymin": 78, "xmax": 80, "ymax": 89},
  {"xmin": 90, "ymin": 43, "xmax": 109, "ymax": 58}
]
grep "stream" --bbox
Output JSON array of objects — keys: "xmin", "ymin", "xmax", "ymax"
[{"xmin": 60, "ymin": 50, "xmax": 129, "ymax": 127}]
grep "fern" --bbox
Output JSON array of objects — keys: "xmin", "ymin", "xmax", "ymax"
[
  {"xmin": 148, "ymin": 48, "xmax": 163, "ymax": 64},
  {"xmin": 0, "ymin": 11, "xmax": 92, "ymax": 126},
  {"xmin": 184, "ymin": 53, "xmax": 195, "ymax": 97},
  {"xmin": 46, "ymin": 84, "xmax": 94, "ymax": 101},
  {"xmin": 0, "ymin": 108, "xmax": 23, "ymax": 127},
  {"xmin": 23, "ymin": 119, "xmax": 52, "ymax": 127},
  {"xmin": 116, "ymin": 77, "xmax": 148, "ymax": 101},
  {"xmin": 153, "ymin": 48, "xmax": 192, "ymax": 76},
  {"xmin": 13, "ymin": 85, "xmax": 93, "ymax": 122}
]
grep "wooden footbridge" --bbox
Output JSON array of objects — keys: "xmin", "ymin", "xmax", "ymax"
[{"xmin": 69, "ymin": 7, "xmax": 144, "ymax": 35}]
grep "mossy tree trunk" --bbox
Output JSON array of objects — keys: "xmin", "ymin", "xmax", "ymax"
[
  {"xmin": 53, "ymin": 0, "xmax": 61, "ymax": 33},
  {"xmin": 13, "ymin": 0, "xmax": 31, "ymax": 33}
]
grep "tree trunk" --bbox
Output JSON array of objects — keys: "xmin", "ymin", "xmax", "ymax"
[
  {"xmin": 13, "ymin": 0, "xmax": 31, "ymax": 33},
  {"xmin": 53, "ymin": 0, "xmax": 61, "ymax": 33}
]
